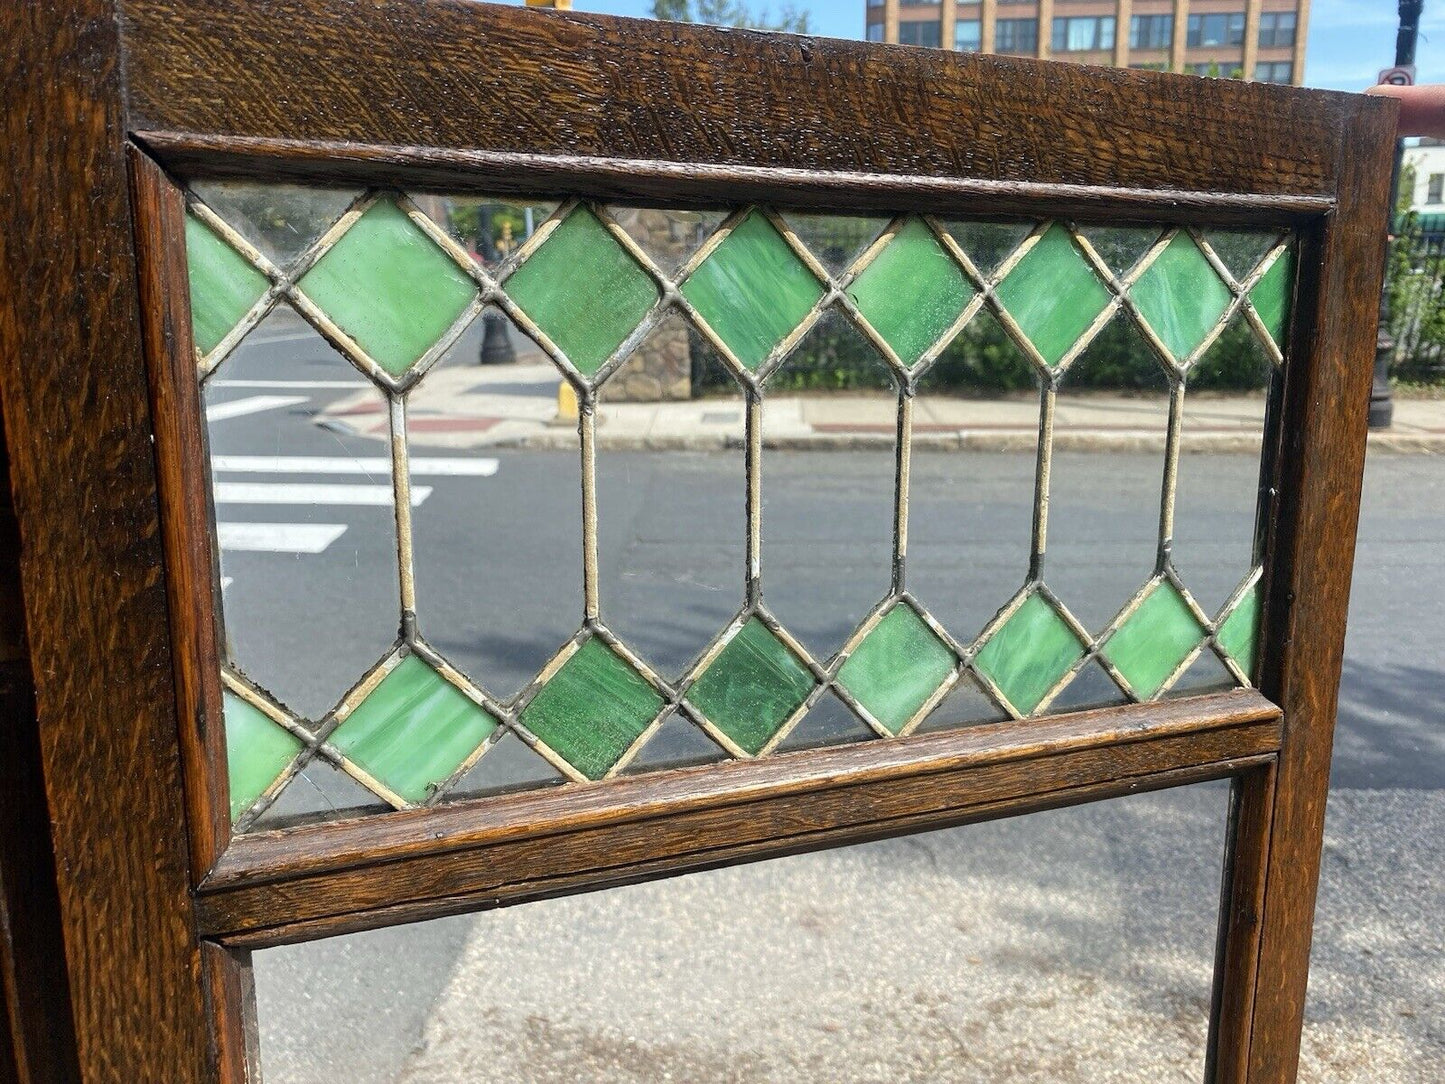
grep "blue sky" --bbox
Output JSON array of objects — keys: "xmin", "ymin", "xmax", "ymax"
[{"xmin": 498, "ymin": 0, "xmax": 1442, "ymax": 91}]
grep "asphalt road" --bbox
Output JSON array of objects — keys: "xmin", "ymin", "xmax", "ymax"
[{"xmin": 212, "ymin": 318, "xmax": 1443, "ymax": 1081}]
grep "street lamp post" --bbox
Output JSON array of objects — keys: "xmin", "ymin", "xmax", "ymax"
[{"xmin": 1374, "ymin": 0, "xmax": 1426, "ymax": 428}]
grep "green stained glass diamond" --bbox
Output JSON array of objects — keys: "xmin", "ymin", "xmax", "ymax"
[
  {"xmin": 1250, "ymin": 249, "xmax": 1294, "ymax": 350},
  {"xmin": 297, "ymin": 199, "xmax": 478, "ymax": 377},
  {"xmin": 682, "ymin": 211, "xmax": 825, "ymax": 371},
  {"xmin": 1217, "ymin": 582, "xmax": 1262, "ymax": 677},
  {"xmin": 847, "ymin": 218, "xmax": 974, "ymax": 367},
  {"xmin": 974, "ymin": 593, "xmax": 1086, "ymax": 715},
  {"xmin": 186, "ymin": 215, "xmax": 269, "ymax": 357},
  {"xmin": 994, "ymin": 224, "xmax": 1112, "ymax": 367},
  {"xmin": 329, "ymin": 655, "xmax": 499, "ymax": 804},
  {"xmin": 223, "ymin": 690, "xmax": 303, "ymax": 821},
  {"xmin": 1130, "ymin": 232, "xmax": 1233, "ymax": 362},
  {"xmin": 686, "ymin": 618, "xmax": 816, "ymax": 755},
  {"xmin": 520, "ymin": 638, "xmax": 664, "ymax": 780},
  {"xmin": 505, "ymin": 206, "xmax": 659, "ymax": 377},
  {"xmin": 837, "ymin": 604, "xmax": 957, "ymax": 734},
  {"xmin": 1103, "ymin": 581, "xmax": 1206, "ymax": 699}
]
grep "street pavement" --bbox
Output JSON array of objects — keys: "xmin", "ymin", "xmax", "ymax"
[{"xmin": 213, "ymin": 313, "xmax": 1442, "ymax": 1081}]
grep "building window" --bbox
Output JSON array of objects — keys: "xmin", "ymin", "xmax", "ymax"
[
  {"xmin": 955, "ymin": 19, "xmax": 981, "ymax": 52},
  {"xmin": 1253, "ymin": 60, "xmax": 1293, "ymax": 83},
  {"xmin": 1429, "ymin": 174, "xmax": 1445, "ymax": 204},
  {"xmin": 1258, "ymin": 11, "xmax": 1297, "ymax": 48},
  {"xmin": 867, "ymin": 0, "xmax": 884, "ymax": 6},
  {"xmin": 866, "ymin": 22, "xmax": 884, "ymax": 42},
  {"xmin": 898, "ymin": 19, "xmax": 942, "ymax": 47},
  {"xmin": 996, "ymin": 18, "xmax": 1039, "ymax": 54},
  {"xmin": 1052, "ymin": 16, "xmax": 1115, "ymax": 52},
  {"xmin": 1187, "ymin": 12, "xmax": 1246, "ymax": 48},
  {"xmin": 1130, "ymin": 14, "xmax": 1173, "ymax": 50}
]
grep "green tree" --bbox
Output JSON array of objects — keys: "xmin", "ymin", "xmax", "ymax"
[{"xmin": 651, "ymin": 0, "xmax": 810, "ymax": 33}]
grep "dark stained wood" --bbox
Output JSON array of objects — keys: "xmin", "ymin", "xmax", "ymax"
[
  {"xmin": 0, "ymin": 3, "xmax": 211, "ymax": 1081},
  {"xmin": 220, "ymin": 755, "xmax": 1276, "ymax": 950},
  {"xmin": 130, "ymin": 147, "xmax": 231, "ymax": 875},
  {"xmin": 194, "ymin": 692, "xmax": 1282, "ymax": 945},
  {"xmin": 210, "ymin": 688, "xmax": 1279, "ymax": 889},
  {"xmin": 0, "ymin": 438, "xmax": 81, "ymax": 1084},
  {"xmin": 121, "ymin": 0, "xmax": 1358, "ymax": 200},
  {"xmin": 1, "ymin": 0, "xmax": 1396, "ymax": 1076},
  {"xmin": 1241, "ymin": 103, "xmax": 1398, "ymax": 1083},
  {"xmin": 1206, "ymin": 763, "xmax": 1276, "ymax": 1083},
  {"xmin": 200, "ymin": 944, "xmax": 258, "ymax": 1084},
  {"xmin": 135, "ymin": 131, "xmax": 1336, "ymax": 228}
]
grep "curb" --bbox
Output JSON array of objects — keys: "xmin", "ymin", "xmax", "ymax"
[{"xmin": 317, "ymin": 416, "xmax": 1444, "ymax": 454}]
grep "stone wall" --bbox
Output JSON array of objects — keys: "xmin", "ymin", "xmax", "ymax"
[{"xmin": 609, "ymin": 208, "xmax": 694, "ymax": 402}]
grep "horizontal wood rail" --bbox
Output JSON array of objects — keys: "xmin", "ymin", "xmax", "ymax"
[
  {"xmin": 198, "ymin": 689, "xmax": 1281, "ymax": 947},
  {"xmin": 135, "ymin": 131, "xmax": 1337, "ymax": 227},
  {"xmin": 119, "ymin": 0, "xmax": 1363, "ymax": 201}
]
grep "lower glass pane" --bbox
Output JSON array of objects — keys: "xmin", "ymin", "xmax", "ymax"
[{"xmin": 254, "ymin": 782, "xmax": 1232, "ymax": 1082}]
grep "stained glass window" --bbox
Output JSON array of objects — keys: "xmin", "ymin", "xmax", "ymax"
[{"xmin": 183, "ymin": 186, "xmax": 1292, "ymax": 829}]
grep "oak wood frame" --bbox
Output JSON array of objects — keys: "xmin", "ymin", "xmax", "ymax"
[{"xmin": 0, "ymin": 1, "xmax": 1394, "ymax": 1081}]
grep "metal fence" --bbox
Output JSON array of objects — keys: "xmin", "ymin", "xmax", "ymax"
[{"xmin": 1389, "ymin": 216, "xmax": 1445, "ymax": 383}]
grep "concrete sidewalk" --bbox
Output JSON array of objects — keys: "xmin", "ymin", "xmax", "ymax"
[{"xmin": 321, "ymin": 361, "xmax": 1445, "ymax": 454}]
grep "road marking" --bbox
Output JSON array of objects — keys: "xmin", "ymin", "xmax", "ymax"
[
  {"xmin": 206, "ymin": 395, "xmax": 308, "ymax": 421},
  {"xmin": 212, "ymin": 455, "xmax": 499, "ymax": 477},
  {"xmin": 214, "ymin": 482, "xmax": 432, "ymax": 507},
  {"xmin": 217, "ymin": 522, "xmax": 348, "ymax": 553},
  {"xmin": 211, "ymin": 379, "xmax": 370, "ymax": 390},
  {"xmin": 243, "ymin": 330, "xmax": 324, "ymax": 346}
]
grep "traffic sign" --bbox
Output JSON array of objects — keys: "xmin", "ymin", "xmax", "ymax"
[{"xmin": 1379, "ymin": 65, "xmax": 1417, "ymax": 86}]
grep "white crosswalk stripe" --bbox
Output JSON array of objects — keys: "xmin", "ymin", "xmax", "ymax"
[
  {"xmin": 206, "ymin": 395, "xmax": 309, "ymax": 421},
  {"xmin": 217, "ymin": 522, "xmax": 348, "ymax": 553},
  {"xmin": 214, "ymin": 482, "xmax": 432, "ymax": 507},
  {"xmin": 213, "ymin": 455, "xmax": 499, "ymax": 477},
  {"xmin": 215, "ymin": 455, "xmax": 494, "ymax": 555},
  {"xmin": 211, "ymin": 379, "xmax": 369, "ymax": 390}
]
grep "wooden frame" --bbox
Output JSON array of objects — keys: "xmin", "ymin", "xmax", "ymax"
[{"xmin": 0, "ymin": 1, "xmax": 1394, "ymax": 1081}]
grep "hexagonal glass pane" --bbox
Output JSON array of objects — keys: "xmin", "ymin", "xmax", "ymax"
[
  {"xmin": 407, "ymin": 307, "xmax": 584, "ymax": 700},
  {"xmin": 206, "ymin": 309, "xmax": 401, "ymax": 720},
  {"xmin": 761, "ymin": 312, "xmax": 898, "ymax": 658},
  {"xmin": 597, "ymin": 316, "xmax": 747, "ymax": 681},
  {"xmin": 908, "ymin": 311, "xmax": 1042, "ymax": 643}
]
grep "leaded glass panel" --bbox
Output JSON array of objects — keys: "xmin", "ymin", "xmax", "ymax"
[{"xmin": 184, "ymin": 185, "xmax": 1292, "ymax": 829}]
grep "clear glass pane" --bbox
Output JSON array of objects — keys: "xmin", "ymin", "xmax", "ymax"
[
  {"xmin": 1046, "ymin": 314, "xmax": 1173, "ymax": 635},
  {"xmin": 761, "ymin": 311, "xmax": 897, "ymax": 661},
  {"xmin": 206, "ymin": 308, "xmax": 400, "ymax": 722},
  {"xmin": 405, "ymin": 305, "xmax": 585, "ymax": 703}
]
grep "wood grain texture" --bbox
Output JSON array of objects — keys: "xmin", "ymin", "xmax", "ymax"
[
  {"xmin": 1242, "ymin": 102, "xmax": 1398, "ymax": 1083},
  {"xmin": 0, "ymin": 3, "xmax": 211, "ymax": 1081},
  {"xmin": 135, "ymin": 131, "xmax": 1337, "ymax": 227},
  {"xmin": 130, "ymin": 148, "xmax": 231, "ymax": 876},
  {"xmin": 195, "ymin": 691, "xmax": 1282, "ymax": 946},
  {"xmin": 0, "ymin": 438, "xmax": 81, "ymax": 1084},
  {"xmin": 200, "ymin": 943, "xmax": 258, "ymax": 1084},
  {"xmin": 1206, "ymin": 763, "xmax": 1276, "ymax": 1083},
  {"xmin": 0, "ymin": 1, "xmax": 1392, "ymax": 1076},
  {"xmin": 120, "ymin": 0, "xmax": 1359, "ymax": 198}
]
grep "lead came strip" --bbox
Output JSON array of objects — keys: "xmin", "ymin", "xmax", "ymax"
[{"xmin": 182, "ymin": 183, "xmax": 1293, "ymax": 829}]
